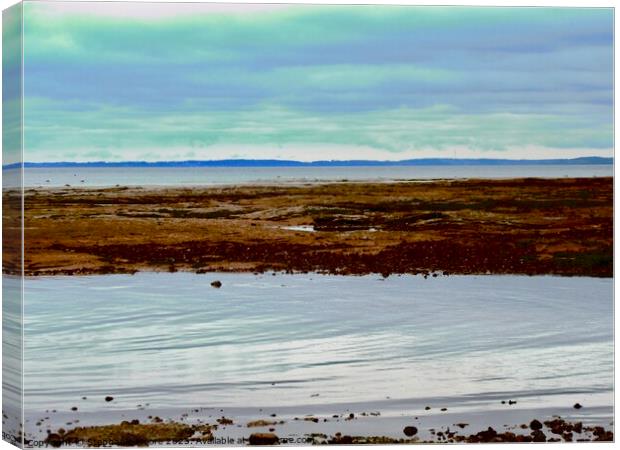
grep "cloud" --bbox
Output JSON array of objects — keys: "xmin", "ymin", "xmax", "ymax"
[
  {"xmin": 21, "ymin": 3, "xmax": 613, "ymax": 161},
  {"xmin": 23, "ymin": 100, "xmax": 612, "ymax": 162}
]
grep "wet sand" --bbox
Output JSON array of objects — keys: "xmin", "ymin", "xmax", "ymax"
[
  {"xmin": 4, "ymin": 177, "xmax": 612, "ymax": 277},
  {"xmin": 21, "ymin": 400, "xmax": 613, "ymax": 446}
]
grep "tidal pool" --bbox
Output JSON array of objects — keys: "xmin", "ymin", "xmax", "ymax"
[{"xmin": 22, "ymin": 273, "xmax": 612, "ymax": 417}]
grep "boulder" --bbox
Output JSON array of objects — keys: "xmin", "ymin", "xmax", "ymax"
[
  {"xmin": 403, "ymin": 426, "xmax": 418, "ymax": 437},
  {"xmin": 530, "ymin": 419, "xmax": 543, "ymax": 430},
  {"xmin": 249, "ymin": 433, "xmax": 279, "ymax": 445}
]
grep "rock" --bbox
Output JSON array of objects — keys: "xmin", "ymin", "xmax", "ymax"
[
  {"xmin": 105, "ymin": 396, "xmax": 114, "ymax": 402},
  {"xmin": 211, "ymin": 280, "xmax": 222, "ymax": 288},
  {"xmin": 573, "ymin": 403, "xmax": 582, "ymax": 409},
  {"xmin": 531, "ymin": 430, "xmax": 546, "ymax": 442},
  {"xmin": 247, "ymin": 420, "xmax": 276, "ymax": 428},
  {"xmin": 329, "ymin": 435, "xmax": 353, "ymax": 444},
  {"xmin": 45, "ymin": 434, "xmax": 63, "ymax": 448},
  {"xmin": 478, "ymin": 427, "xmax": 497, "ymax": 441},
  {"xmin": 530, "ymin": 419, "xmax": 543, "ymax": 430},
  {"xmin": 217, "ymin": 417, "xmax": 233, "ymax": 425},
  {"xmin": 424, "ymin": 406, "xmax": 431, "ymax": 410},
  {"xmin": 116, "ymin": 432, "xmax": 149, "ymax": 447},
  {"xmin": 249, "ymin": 433, "xmax": 279, "ymax": 445},
  {"xmin": 71, "ymin": 407, "xmax": 78, "ymax": 411},
  {"xmin": 403, "ymin": 426, "xmax": 418, "ymax": 437},
  {"xmin": 544, "ymin": 418, "xmax": 566, "ymax": 435}
]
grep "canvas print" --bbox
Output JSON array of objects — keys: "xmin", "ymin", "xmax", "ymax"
[{"xmin": 2, "ymin": 1, "xmax": 614, "ymax": 447}]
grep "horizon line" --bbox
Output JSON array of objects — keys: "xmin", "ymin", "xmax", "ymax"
[{"xmin": 2, "ymin": 156, "xmax": 613, "ymax": 170}]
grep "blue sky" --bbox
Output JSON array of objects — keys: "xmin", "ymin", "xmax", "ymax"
[{"xmin": 20, "ymin": 2, "xmax": 614, "ymax": 162}]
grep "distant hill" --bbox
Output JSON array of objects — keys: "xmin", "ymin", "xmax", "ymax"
[{"xmin": 2, "ymin": 156, "xmax": 613, "ymax": 170}]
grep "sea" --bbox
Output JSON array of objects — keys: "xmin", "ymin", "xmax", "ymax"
[{"xmin": 10, "ymin": 164, "xmax": 614, "ymax": 187}]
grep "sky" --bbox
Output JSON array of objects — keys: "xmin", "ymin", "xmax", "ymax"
[{"xmin": 18, "ymin": 2, "xmax": 614, "ymax": 162}]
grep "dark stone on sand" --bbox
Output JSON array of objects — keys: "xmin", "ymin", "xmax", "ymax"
[
  {"xmin": 249, "ymin": 433, "xmax": 279, "ymax": 445},
  {"xmin": 424, "ymin": 406, "xmax": 431, "ymax": 410},
  {"xmin": 46, "ymin": 433, "xmax": 63, "ymax": 448},
  {"xmin": 479, "ymin": 427, "xmax": 497, "ymax": 441},
  {"xmin": 71, "ymin": 407, "xmax": 78, "ymax": 411},
  {"xmin": 573, "ymin": 403, "xmax": 582, "ymax": 409},
  {"xmin": 211, "ymin": 280, "xmax": 222, "ymax": 288},
  {"xmin": 105, "ymin": 396, "xmax": 114, "ymax": 402},
  {"xmin": 531, "ymin": 430, "xmax": 547, "ymax": 442},
  {"xmin": 530, "ymin": 419, "xmax": 543, "ymax": 430},
  {"xmin": 508, "ymin": 400, "xmax": 517, "ymax": 405},
  {"xmin": 329, "ymin": 435, "xmax": 353, "ymax": 444},
  {"xmin": 440, "ymin": 408, "xmax": 447, "ymax": 411},
  {"xmin": 403, "ymin": 426, "xmax": 418, "ymax": 437}
]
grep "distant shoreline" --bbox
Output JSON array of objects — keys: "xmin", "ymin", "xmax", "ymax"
[{"xmin": 2, "ymin": 156, "xmax": 613, "ymax": 170}]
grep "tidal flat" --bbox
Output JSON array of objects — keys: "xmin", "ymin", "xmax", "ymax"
[{"xmin": 4, "ymin": 177, "xmax": 612, "ymax": 277}]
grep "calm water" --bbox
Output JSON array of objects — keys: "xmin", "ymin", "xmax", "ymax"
[
  {"xmin": 22, "ymin": 273, "xmax": 613, "ymax": 414},
  {"xmin": 16, "ymin": 164, "xmax": 614, "ymax": 187}
]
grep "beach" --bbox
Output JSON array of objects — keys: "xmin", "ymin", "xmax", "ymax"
[
  {"xmin": 26, "ymin": 399, "xmax": 615, "ymax": 446},
  {"xmin": 1, "ymin": 177, "xmax": 613, "ymax": 445}
]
